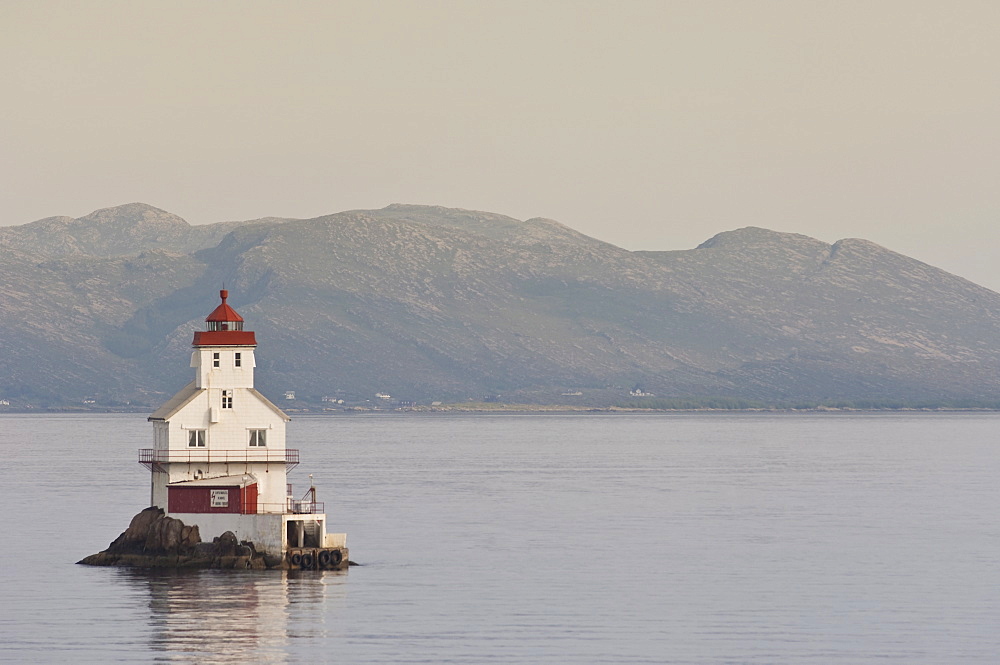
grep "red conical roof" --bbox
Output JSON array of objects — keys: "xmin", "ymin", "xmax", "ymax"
[
  {"xmin": 205, "ymin": 289, "xmax": 244, "ymax": 323},
  {"xmin": 192, "ymin": 289, "xmax": 256, "ymax": 347}
]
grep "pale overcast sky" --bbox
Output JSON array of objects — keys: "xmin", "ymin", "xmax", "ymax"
[{"xmin": 3, "ymin": 1, "xmax": 1000, "ymax": 288}]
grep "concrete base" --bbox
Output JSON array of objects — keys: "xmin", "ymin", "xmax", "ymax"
[{"xmin": 168, "ymin": 511, "xmax": 343, "ymax": 557}]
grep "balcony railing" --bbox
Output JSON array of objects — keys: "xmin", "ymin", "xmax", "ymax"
[
  {"xmin": 139, "ymin": 448, "xmax": 300, "ymax": 472},
  {"xmin": 173, "ymin": 500, "xmax": 325, "ymax": 516},
  {"xmin": 254, "ymin": 501, "xmax": 326, "ymax": 515}
]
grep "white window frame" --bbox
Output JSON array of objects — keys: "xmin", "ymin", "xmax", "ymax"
[
  {"xmin": 188, "ymin": 429, "xmax": 206, "ymax": 447},
  {"xmin": 249, "ymin": 429, "xmax": 267, "ymax": 447}
]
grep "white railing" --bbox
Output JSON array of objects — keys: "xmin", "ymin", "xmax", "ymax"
[{"xmin": 139, "ymin": 448, "xmax": 299, "ymax": 471}]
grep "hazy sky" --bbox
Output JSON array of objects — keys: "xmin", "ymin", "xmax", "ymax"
[{"xmin": 3, "ymin": 1, "xmax": 1000, "ymax": 288}]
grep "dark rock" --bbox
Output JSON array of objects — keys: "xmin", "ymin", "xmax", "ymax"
[
  {"xmin": 80, "ymin": 512, "xmax": 249, "ymax": 568},
  {"xmin": 213, "ymin": 531, "xmax": 240, "ymax": 556},
  {"xmin": 262, "ymin": 554, "xmax": 283, "ymax": 569},
  {"xmin": 240, "ymin": 540, "xmax": 256, "ymax": 557},
  {"xmin": 106, "ymin": 507, "xmax": 164, "ymax": 554},
  {"xmin": 146, "ymin": 515, "xmax": 186, "ymax": 553},
  {"xmin": 217, "ymin": 555, "xmax": 248, "ymax": 569}
]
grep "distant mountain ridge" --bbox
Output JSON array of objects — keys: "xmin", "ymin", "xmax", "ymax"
[{"xmin": 2, "ymin": 202, "xmax": 1000, "ymax": 408}]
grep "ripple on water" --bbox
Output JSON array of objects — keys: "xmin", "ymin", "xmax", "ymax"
[{"xmin": 2, "ymin": 413, "xmax": 1000, "ymax": 663}]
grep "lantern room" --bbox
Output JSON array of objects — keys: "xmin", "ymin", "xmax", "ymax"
[{"xmin": 193, "ymin": 290, "xmax": 256, "ymax": 347}]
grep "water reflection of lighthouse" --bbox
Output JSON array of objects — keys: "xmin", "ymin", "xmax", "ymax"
[{"xmin": 131, "ymin": 568, "xmax": 348, "ymax": 663}]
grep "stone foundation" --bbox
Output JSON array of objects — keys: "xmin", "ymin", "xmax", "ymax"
[{"xmin": 78, "ymin": 507, "xmax": 349, "ymax": 570}]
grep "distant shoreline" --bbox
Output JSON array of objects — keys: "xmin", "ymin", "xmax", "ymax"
[{"xmin": 4, "ymin": 403, "xmax": 1000, "ymax": 416}]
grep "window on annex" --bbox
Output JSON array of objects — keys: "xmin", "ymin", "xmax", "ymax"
[
  {"xmin": 249, "ymin": 429, "xmax": 267, "ymax": 447},
  {"xmin": 235, "ymin": 352, "xmax": 241, "ymax": 367},
  {"xmin": 188, "ymin": 430, "xmax": 206, "ymax": 447},
  {"xmin": 222, "ymin": 390, "xmax": 233, "ymax": 409},
  {"xmin": 213, "ymin": 352, "xmax": 220, "ymax": 368}
]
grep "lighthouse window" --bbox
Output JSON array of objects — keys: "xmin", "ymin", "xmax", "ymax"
[
  {"xmin": 235, "ymin": 353, "xmax": 241, "ymax": 367},
  {"xmin": 213, "ymin": 353, "xmax": 220, "ymax": 368},
  {"xmin": 222, "ymin": 390, "xmax": 233, "ymax": 409},
  {"xmin": 249, "ymin": 429, "xmax": 267, "ymax": 447},
  {"xmin": 188, "ymin": 430, "xmax": 206, "ymax": 447}
]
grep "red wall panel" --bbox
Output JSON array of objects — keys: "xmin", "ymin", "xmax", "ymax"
[
  {"xmin": 241, "ymin": 483, "xmax": 259, "ymax": 514},
  {"xmin": 168, "ymin": 486, "xmax": 241, "ymax": 513}
]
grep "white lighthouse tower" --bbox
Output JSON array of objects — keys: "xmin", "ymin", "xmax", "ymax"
[{"xmin": 139, "ymin": 290, "xmax": 346, "ymax": 566}]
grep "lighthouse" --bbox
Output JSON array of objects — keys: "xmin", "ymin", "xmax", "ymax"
[{"xmin": 138, "ymin": 290, "xmax": 346, "ymax": 566}]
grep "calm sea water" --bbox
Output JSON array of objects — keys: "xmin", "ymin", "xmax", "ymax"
[{"xmin": 1, "ymin": 412, "xmax": 1000, "ymax": 663}]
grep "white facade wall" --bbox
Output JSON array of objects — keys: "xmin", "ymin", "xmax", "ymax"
[
  {"xmin": 192, "ymin": 347, "xmax": 256, "ymax": 390},
  {"xmin": 172, "ymin": 512, "xmax": 285, "ymax": 555},
  {"xmin": 151, "ymin": 343, "xmax": 290, "ymax": 512}
]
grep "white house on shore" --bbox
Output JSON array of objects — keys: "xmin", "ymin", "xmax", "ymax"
[{"xmin": 139, "ymin": 290, "xmax": 346, "ymax": 562}]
